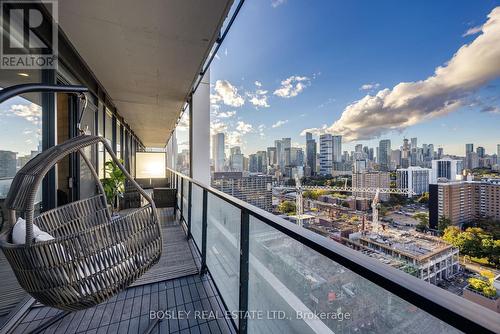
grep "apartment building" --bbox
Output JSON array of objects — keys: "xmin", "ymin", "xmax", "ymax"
[
  {"xmin": 429, "ymin": 179, "xmax": 500, "ymax": 228},
  {"xmin": 397, "ymin": 166, "xmax": 432, "ymax": 198},
  {"xmin": 352, "ymin": 171, "xmax": 390, "ymax": 201}
]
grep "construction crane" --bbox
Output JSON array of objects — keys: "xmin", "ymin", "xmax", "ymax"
[{"xmin": 277, "ymin": 183, "xmax": 414, "ymax": 230}]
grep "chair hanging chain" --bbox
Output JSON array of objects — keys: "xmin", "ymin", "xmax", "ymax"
[{"xmin": 77, "ymin": 92, "xmax": 88, "ymax": 134}]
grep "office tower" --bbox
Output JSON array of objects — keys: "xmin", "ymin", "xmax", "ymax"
[
  {"xmin": 249, "ymin": 154, "xmax": 257, "ymax": 173},
  {"xmin": 378, "ymin": 139, "xmax": 391, "ymax": 171},
  {"xmin": 290, "ymin": 147, "xmax": 303, "ymax": 166},
  {"xmin": 428, "ymin": 144, "xmax": 434, "ymax": 158},
  {"xmin": 319, "ymin": 134, "xmax": 333, "ymax": 175},
  {"xmin": 212, "ymin": 172, "xmax": 272, "ymax": 211},
  {"xmin": 332, "ymin": 135, "xmax": 342, "ymax": 163},
  {"xmin": 305, "ymin": 133, "xmax": 316, "ymax": 175},
  {"xmin": 368, "ymin": 147, "xmax": 374, "ymax": 161},
  {"xmin": 275, "ymin": 140, "xmax": 283, "ymax": 168},
  {"xmin": 353, "ymin": 159, "xmax": 367, "ymax": 173},
  {"xmin": 391, "ymin": 149, "xmax": 401, "ymax": 169},
  {"xmin": 431, "ymin": 158, "xmax": 463, "ymax": 183},
  {"xmin": 429, "ymin": 179, "xmax": 500, "ymax": 228},
  {"xmin": 267, "ymin": 147, "xmax": 277, "ymax": 166},
  {"xmin": 229, "ymin": 146, "xmax": 243, "ymax": 172},
  {"xmin": 256, "ymin": 151, "xmax": 267, "ymax": 173},
  {"xmin": 0, "ymin": 150, "xmax": 17, "ymax": 178},
  {"xmin": 212, "ymin": 133, "xmax": 225, "ymax": 172},
  {"xmin": 466, "ymin": 152, "xmax": 479, "ymax": 169},
  {"xmin": 437, "ymin": 147, "xmax": 444, "ymax": 159},
  {"xmin": 401, "ymin": 138, "xmax": 410, "ymax": 168},
  {"xmin": 355, "ymin": 144, "xmax": 363, "ymax": 153},
  {"xmin": 465, "ymin": 143, "xmax": 474, "ymax": 155},
  {"xmin": 410, "ymin": 137, "xmax": 417, "ymax": 149},
  {"xmin": 476, "ymin": 146, "xmax": 485, "ymax": 158},
  {"xmin": 352, "ymin": 171, "xmax": 390, "ymax": 201},
  {"xmin": 396, "ymin": 166, "xmax": 432, "ymax": 198},
  {"xmin": 281, "ymin": 138, "xmax": 291, "ymax": 169}
]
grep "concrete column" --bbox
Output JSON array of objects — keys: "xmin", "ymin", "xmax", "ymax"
[{"xmin": 191, "ymin": 70, "xmax": 211, "ymax": 185}]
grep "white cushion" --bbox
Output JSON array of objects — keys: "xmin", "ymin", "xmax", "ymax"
[{"xmin": 12, "ymin": 217, "xmax": 54, "ymax": 244}]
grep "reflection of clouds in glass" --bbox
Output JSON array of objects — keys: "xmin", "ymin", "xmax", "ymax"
[{"xmin": 1, "ymin": 102, "xmax": 42, "ymax": 126}]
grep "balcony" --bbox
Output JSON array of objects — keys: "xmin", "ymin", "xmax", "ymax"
[{"xmin": 0, "ymin": 1, "xmax": 499, "ymax": 333}]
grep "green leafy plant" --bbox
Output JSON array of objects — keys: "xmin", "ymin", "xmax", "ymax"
[
  {"xmin": 467, "ymin": 270, "xmax": 497, "ymax": 298},
  {"xmin": 101, "ymin": 160, "xmax": 126, "ymax": 212}
]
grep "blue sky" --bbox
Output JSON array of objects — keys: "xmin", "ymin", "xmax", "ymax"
[{"xmin": 209, "ymin": 0, "xmax": 500, "ymax": 156}]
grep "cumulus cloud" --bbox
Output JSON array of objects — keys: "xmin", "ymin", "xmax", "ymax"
[
  {"xmin": 212, "ymin": 110, "xmax": 236, "ymax": 119},
  {"xmin": 8, "ymin": 103, "xmax": 42, "ymax": 125},
  {"xmin": 360, "ymin": 83, "xmax": 380, "ymax": 90},
  {"xmin": 257, "ymin": 124, "xmax": 266, "ymax": 138},
  {"xmin": 463, "ymin": 25, "xmax": 482, "ymax": 37},
  {"xmin": 247, "ymin": 88, "xmax": 270, "ymax": 108},
  {"xmin": 273, "ymin": 76, "xmax": 311, "ymax": 98},
  {"xmin": 236, "ymin": 121, "xmax": 253, "ymax": 134},
  {"xmin": 210, "ymin": 121, "xmax": 227, "ymax": 135},
  {"xmin": 272, "ymin": 120, "xmax": 289, "ymax": 128},
  {"xmin": 304, "ymin": 7, "xmax": 500, "ymax": 141},
  {"xmin": 210, "ymin": 80, "xmax": 245, "ymax": 107},
  {"xmin": 255, "ymin": 81, "xmax": 262, "ymax": 87}
]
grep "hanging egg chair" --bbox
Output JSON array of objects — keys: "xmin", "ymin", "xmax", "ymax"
[{"xmin": 0, "ymin": 84, "xmax": 162, "ymax": 311}]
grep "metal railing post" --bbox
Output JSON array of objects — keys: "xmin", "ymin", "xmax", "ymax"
[
  {"xmin": 200, "ymin": 189, "xmax": 208, "ymax": 274},
  {"xmin": 180, "ymin": 177, "xmax": 184, "ymax": 223},
  {"xmin": 187, "ymin": 181, "xmax": 192, "ymax": 239},
  {"xmin": 238, "ymin": 210, "xmax": 250, "ymax": 334}
]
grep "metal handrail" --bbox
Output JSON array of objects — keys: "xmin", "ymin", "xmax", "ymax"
[{"xmin": 166, "ymin": 168, "xmax": 498, "ymax": 334}]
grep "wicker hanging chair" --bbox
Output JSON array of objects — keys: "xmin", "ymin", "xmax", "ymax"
[{"xmin": 0, "ymin": 85, "xmax": 162, "ymax": 312}]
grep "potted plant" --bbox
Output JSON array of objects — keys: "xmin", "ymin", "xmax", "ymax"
[{"xmin": 101, "ymin": 159, "xmax": 126, "ymax": 217}]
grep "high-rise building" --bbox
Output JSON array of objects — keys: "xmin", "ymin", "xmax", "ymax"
[
  {"xmin": 476, "ymin": 146, "xmax": 485, "ymax": 158},
  {"xmin": 275, "ymin": 140, "xmax": 283, "ymax": 168},
  {"xmin": 290, "ymin": 147, "xmax": 303, "ymax": 167},
  {"xmin": 249, "ymin": 151, "xmax": 267, "ymax": 173},
  {"xmin": 305, "ymin": 133, "xmax": 316, "ymax": 175},
  {"xmin": 497, "ymin": 144, "xmax": 500, "ymax": 164},
  {"xmin": 352, "ymin": 171, "xmax": 390, "ymax": 201},
  {"xmin": 466, "ymin": 152, "xmax": 479, "ymax": 169},
  {"xmin": 401, "ymin": 138, "xmax": 410, "ymax": 168},
  {"xmin": 229, "ymin": 146, "xmax": 243, "ymax": 172},
  {"xmin": 0, "ymin": 150, "xmax": 17, "ymax": 178},
  {"xmin": 319, "ymin": 134, "xmax": 333, "ymax": 175},
  {"xmin": 437, "ymin": 147, "xmax": 444, "ymax": 159},
  {"xmin": 396, "ymin": 166, "xmax": 432, "ymax": 198},
  {"xmin": 465, "ymin": 143, "xmax": 474, "ymax": 155},
  {"xmin": 431, "ymin": 158, "xmax": 463, "ymax": 183},
  {"xmin": 410, "ymin": 137, "xmax": 417, "ymax": 149},
  {"xmin": 429, "ymin": 179, "xmax": 500, "ymax": 228},
  {"xmin": 391, "ymin": 149, "xmax": 401, "ymax": 169},
  {"xmin": 378, "ymin": 139, "xmax": 391, "ymax": 171},
  {"xmin": 281, "ymin": 138, "xmax": 291, "ymax": 169},
  {"xmin": 332, "ymin": 135, "xmax": 342, "ymax": 163},
  {"xmin": 267, "ymin": 147, "xmax": 277, "ymax": 167},
  {"xmin": 212, "ymin": 172, "xmax": 272, "ymax": 211},
  {"xmin": 212, "ymin": 133, "xmax": 225, "ymax": 172}
]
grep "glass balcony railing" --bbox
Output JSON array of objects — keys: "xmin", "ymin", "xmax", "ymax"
[{"xmin": 166, "ymin": 168, "xmax": 498, "ymax": 334}]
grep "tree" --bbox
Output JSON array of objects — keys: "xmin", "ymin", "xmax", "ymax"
[
  {"xmin": 278, "ymin": 201, "xmax": 296, "ymax": 214},
  {"xmin": 443, "ymin": 226, "xmax": 461, "ymax": 244},
  {"xmin": 414, "ymin": 212, "xmax": 429, "ymax": 232},
  {"xmin": 437, "ymin": 216, "xmax": 452, "ymax": 234}
]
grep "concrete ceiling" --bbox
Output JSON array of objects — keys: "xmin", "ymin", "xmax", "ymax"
[{"xmin": 57, "ymin": 0, "xmax": 233, "ymax": 147}]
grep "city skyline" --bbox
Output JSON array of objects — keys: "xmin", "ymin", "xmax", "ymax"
[{"xmin": 210, "ymin": 1, "xmax": 500, "ymax": 157}]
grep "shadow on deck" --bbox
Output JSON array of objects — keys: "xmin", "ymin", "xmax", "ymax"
[{"xmin": 1, "ymin": 209, "xmax": 235, "ymax": 334}]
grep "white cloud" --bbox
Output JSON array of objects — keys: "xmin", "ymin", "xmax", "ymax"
[
  {"xmin": 8, "ymin": 103, "xmax": 42, "ymax": 125},
  {"xmin": 210, "ymin": 80, "xmax": 245, "ymax": 107},
  {"xmin": 212, "ymin": 110, "xmax": 236, "ymax": 119},
  {"xmin": 257, "ymin": 124, "xmax": 266, "ymax": 138},
  {"xmin": 360, "ymin": 83, "xmax": 380, "ymax": 90},
  {"xmin": 271, "ymin": 0, "xmax": 286, "ymax": 8},
  {"xmin": 463, "ymin": 25, "xmax": 482, "ymax": 37},
  {"xmin": 272, "ymin": 119, "xmax": 289, "ymax": 128},
  {"xmin": 247, "ymin": 87, "xmax": 270, "ymax": 108},
  {"xmin": 210, "ymin": 121, "xmax": 227, "ymax": 135},
  {"xmin": 255, "ymin": 81, "xmax": 262, "ymax": 87},
  {"xmin": 273, "ymin": 75, "xmax": 311, "ymax": 98},
  {"xmin": 236, "ymin": 121, "xmax": 253, "ymax": 134},
  {"xmin": 304, "ymin": 7, "xmax": 500, "ymax": 141}
]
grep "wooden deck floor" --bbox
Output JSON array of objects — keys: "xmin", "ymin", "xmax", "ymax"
[{"xmin": 1, "ymin": 208, "xmax": 234, "ymax": 334}]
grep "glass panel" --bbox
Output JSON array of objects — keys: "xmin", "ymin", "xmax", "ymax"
[
  {"xmin": 0, "ymin": 69, "xmax": 43, "ymax": 232},
  {"xmin": 116, "ymin": 118, "xmax": 122, "ymax": 160},
  {"xmin": 79, "ymin": 99, "xmax": 97, "ymax": 199},
  {"xmin": 104, "ymin": 108, "xmax": 113, "ymax": 176},
  {"xmin": 182, "ymin": 178, "xmax": 189, "ymax": 223},
  {"xmin": 206, "ymin": 193, "xmax": 241, "ymax": 322},
  {"xmin": 247, "ymin": 216, "xmax": 461, "ymax": 334},
  {"xmin": 97, "ymin": 102, "xmax": 104, "ymax": 178},
  {"xmin": 191, "ymin": 184, "xmax": 203, "ymax": 248}
]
